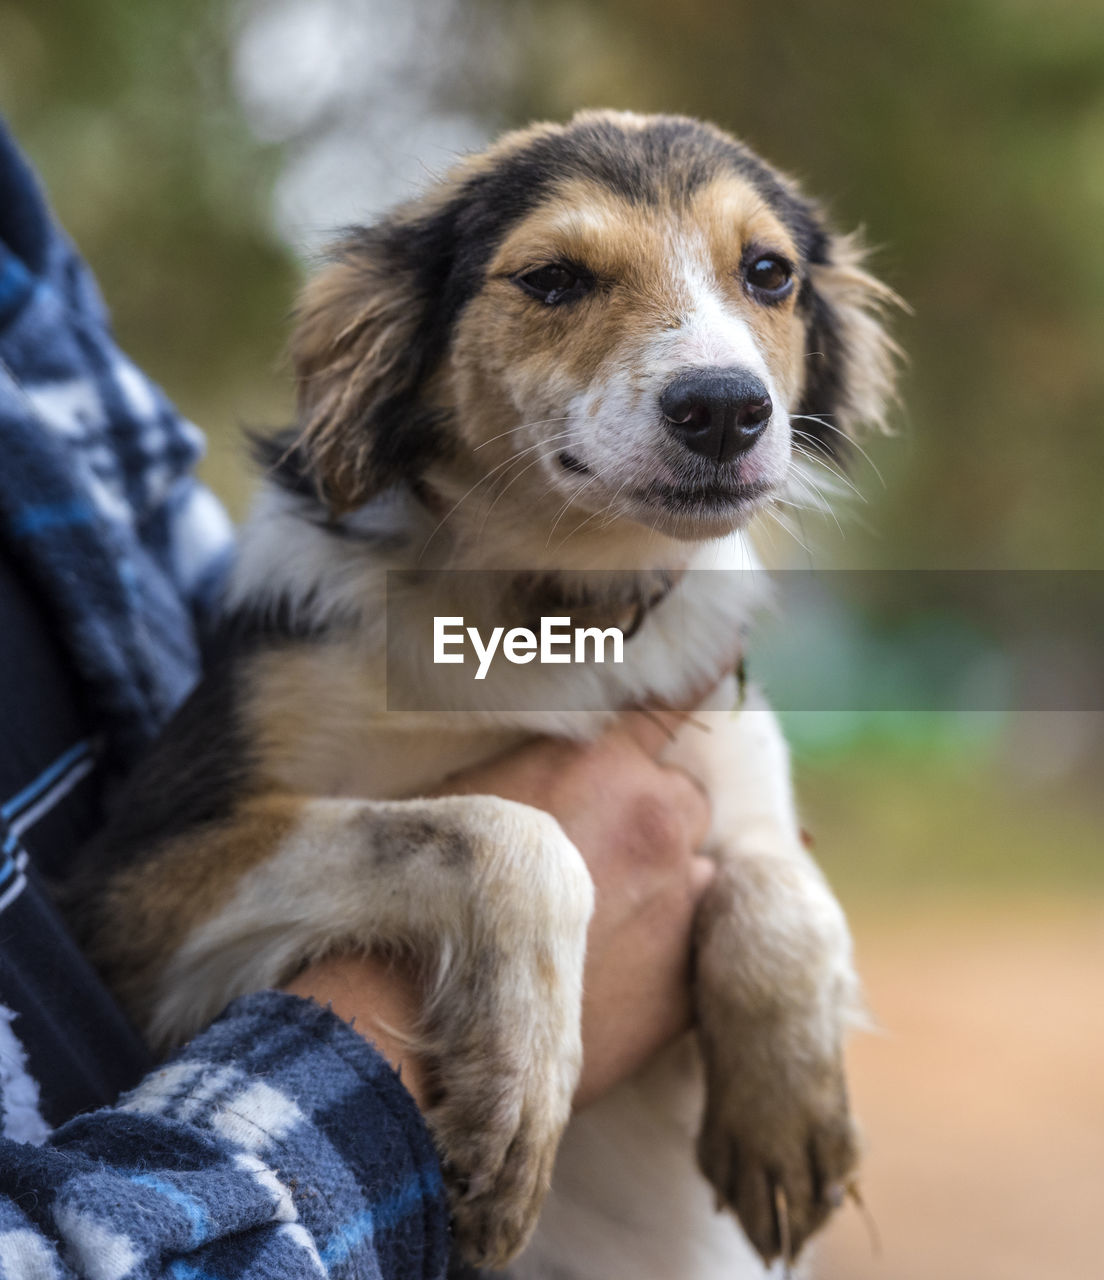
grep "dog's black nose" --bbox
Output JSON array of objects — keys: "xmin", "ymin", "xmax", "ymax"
[{"xmin": 659, "ymin": 370, "xmax": 772, "ymax": 463}]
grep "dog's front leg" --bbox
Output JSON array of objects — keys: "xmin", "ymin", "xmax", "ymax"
[
  {"xmin": 151, "ymin": 793, "xmax": 594, "ymax": 1269},
  {"xmin": 665, "ymin": 682, "xmax": 861, "ymax": 1265}
]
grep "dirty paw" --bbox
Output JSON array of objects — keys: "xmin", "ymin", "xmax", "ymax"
[
  {"xmin": 436, "ymin": 1105, "xmax": 562, "ymax": 1269},
  {"xmin": 697, "ymin": 1049, "xmax": 859, "ymax": 1265}
]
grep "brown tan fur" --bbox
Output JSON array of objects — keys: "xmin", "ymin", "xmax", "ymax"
[
  {"xmin": 289, "ymin": 118, "xmax": 899, "ymax": 522},
  {"xmin": 86, "ymin": 797, "xmax": 302, "ymax": 1030}
]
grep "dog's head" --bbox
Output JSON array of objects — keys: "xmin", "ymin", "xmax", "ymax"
[{"xmin": 290, "ymin": 110, "xmax": 900, "ymax": 545}]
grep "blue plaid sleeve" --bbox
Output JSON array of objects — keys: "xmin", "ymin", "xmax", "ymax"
[
  {"xmin": 0, "ymin": 991, "xmax": 450, "ymax": 1280},
  {"xmin": 0, "ymin": 120, "xmax": 235, "ymax": 773}
]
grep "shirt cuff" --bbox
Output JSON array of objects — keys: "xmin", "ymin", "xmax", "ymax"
[{"xmin": 116, "ymin": 989, "xmax": 451, "ymax": 1278}]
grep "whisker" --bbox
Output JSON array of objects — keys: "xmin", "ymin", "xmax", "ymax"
[
  {"xmin": 791, "ymin": 436, "xmax": 866, "ymax": 501},
  {"xmin": 546, "ymin": 470, "xmax": 608, "ymax": 548},
  {"xmin": 544, "ymin": 464, "xmax": 608, "ymax": 547},
  {"xmin": 762, "ymin": 505, "xmax": 813, "ymax": 558},
  {"xmin": 477, "ymin": 432, "xmax": 586, "ymax": 532},
  {"xmin": 785, "ymin": 459, "xmax": 845, "ymax": 516},
  {"xmin": 777, "ymin": 479, "xmax": 845, "ymax": 538},
  {"xmin": 418, "ymin": 430, "xmax": 582, "ymax": 560},
  {"xmin": 773, "ymin": 462, "xmax": 836, "ymax": 547},
  {"xmin": 790, "ymin": 414, "xmax": 886, "ymax": 489},
  {"xmin": 549, "ymin": 482, "xmax": 621, "ymax": 552},
  {"xmin": 471, "ymin": 432, "xmax": 587, "ymax": 544},
  {"xmin": 472, "ymin": 415, "xmax": 572, "ymax": 451},
  {"xmin": 597, "ymin": 472, "xmax": 635, "ymax": 530}
]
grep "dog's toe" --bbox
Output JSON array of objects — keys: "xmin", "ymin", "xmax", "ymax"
[
  {"xmin": 447, "ymin": 1123, "xmax": 557, "ymax": 1268},
  {"xmin": 697, "ymin": 1044, "xmax": 860, "ymax": 1265}
]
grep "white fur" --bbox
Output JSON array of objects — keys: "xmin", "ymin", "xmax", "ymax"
[{"xmin": 519, "ymin": 683, "xmax": 855, "ymax": 1280}]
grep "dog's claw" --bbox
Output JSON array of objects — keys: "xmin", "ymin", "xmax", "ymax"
[
  {"xmin": 774, "ymin": 1181, "xmax": 792, "ymax": 1268},
  {"xmin": 847, "ymin": 1179, "xmax": 882, "ymax": 1258}
]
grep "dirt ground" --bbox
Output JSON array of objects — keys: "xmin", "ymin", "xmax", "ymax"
[{"xmin": 816, "ymin": 899, "xmax": 1104, "ymax": 1280}]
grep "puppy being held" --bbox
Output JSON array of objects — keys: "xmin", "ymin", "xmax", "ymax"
[{"xmin": 73, "ymin": 111, "xmax": 899, "ymax": 1278}]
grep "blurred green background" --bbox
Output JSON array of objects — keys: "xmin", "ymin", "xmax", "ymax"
[{"xmin": 1, "ymin": 3, "xmax": 1101, "ymax": 1272}]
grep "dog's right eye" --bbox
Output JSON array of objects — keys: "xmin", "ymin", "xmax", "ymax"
[{"xmin": 514, "ymin": 263, "xmax": 593, "ymax": 306}]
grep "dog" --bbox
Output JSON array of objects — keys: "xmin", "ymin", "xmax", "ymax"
[{"xmin": 73, "ymin": 111, "xmax": 899, "ymax": 1278}]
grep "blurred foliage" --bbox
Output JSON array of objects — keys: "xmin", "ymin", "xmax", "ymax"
[
  {"xmin": 3, "ymin": 0, "xmax": 1103, "ymax": 560},
  {"xmin": 0, "ymin": 0, "xmax": 1101, "ymax": 790},
  {"xmin": 489, "ymin": 0, "xmax": 1104, "ymax": 570},
  {"xmin": 797, "ymin": 732, "xmax": 1104, "ymax": 898},
  {"xmin": 0, "ymin": 0, "xmax": 299, "ymax": 513}
]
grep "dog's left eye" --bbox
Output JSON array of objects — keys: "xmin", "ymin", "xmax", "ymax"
[
  {"xmin": 514, "ymin": 263, "xmax": 593, "ymax": 305},
  {"xmin": 743, "ymin": 254, "xmax": 795, "ymax": 300}
]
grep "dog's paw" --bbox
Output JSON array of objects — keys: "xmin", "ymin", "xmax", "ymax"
[
  {"xmin": 412, "ymin": 799, "xmax": 593, "ymax": 1269},
  {"xmin": 692, "ymin": 857, "xmax": 863, "ymax": 1265},
  {"xmin": 696, "ymin": 1016, "xmax": 859, "ymax": 1265},
  {"xmin": 426, "ymin": 1001, "xmax": 581, "ymax": 1268},
  {"xmin": 432, "ymin": 1079, "xmax": 568, "ymax": 1269}
]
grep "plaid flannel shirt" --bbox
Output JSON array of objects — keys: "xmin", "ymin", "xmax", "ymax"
[
  {"xmin": 0, "ymin": 121, "xmax": 451, "ymax": 1280},
  {"xmin": 0, "ymin": 122, "xmax": 233, "ymax": 773}
]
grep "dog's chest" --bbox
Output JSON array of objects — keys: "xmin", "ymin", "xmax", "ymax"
[{"xmin": 247, "ymin": 568, "xmax": 753, "ymax": 802}]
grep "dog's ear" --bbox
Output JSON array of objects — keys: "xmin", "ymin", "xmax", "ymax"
[
  {"xmin": 797, "ymin": 231, "xmax": 905, "ymax": 457},
  {"xmin": 290, "ymin": 209, "xmax": 456, "ymax": 513}
]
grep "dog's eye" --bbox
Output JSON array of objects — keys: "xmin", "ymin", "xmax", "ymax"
[
  {"xmin": 744, "ymin": 254, "xmax": 794, "ymax": 301},
  {"xmin": 514, "ymin": 263, "xmax": 593, "ymax": 306}
]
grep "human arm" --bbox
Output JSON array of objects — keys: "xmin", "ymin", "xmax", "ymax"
[
  {"xmin": 0, "ymin": 121, "xmax": 441, "ymax": 1279},
  {"xmin": 0, "ymin": 990, "xmax": 450, "ymax": 1280}
]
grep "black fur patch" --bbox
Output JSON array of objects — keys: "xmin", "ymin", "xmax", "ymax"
[
  {"xmin": 60, "ymin": 654, "xmax": 259, "ymax": 954},
  {"xmin": 208, "ymin": 602, "xmax": 335, "ymax": 665},
  {"xmin": 63, "ymin": 620, "xmax": 348, "ymax": 943},
  {"xmin": 249, "ymin": 426, "xmax": 317, "ymax": 502},
  {"xmin": 795, "ymin": 278, "xmax": 850, "ymax": 461},
  {"xmin": 70, "ymin": 656, "xmax": 254, "ymax": 890}
]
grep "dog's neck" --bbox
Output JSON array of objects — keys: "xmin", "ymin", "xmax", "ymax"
[
  {"xmin": 409, "ymin": 478, "xmax": 693, "ymax": 636},
  {"xmin": 229, "ymin": 472, "xmax": 754, "ymax": 649}
]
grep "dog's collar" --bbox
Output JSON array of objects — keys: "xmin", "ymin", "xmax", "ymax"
[{"xmin": 511, "ymin": 570, "xmax": 682, "ymax": 641}]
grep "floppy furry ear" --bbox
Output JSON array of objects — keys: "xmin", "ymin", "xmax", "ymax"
[
  {"xmin": 797, "ymin": 231, "xmax": 905, "ymax": 456},
  {"xmin": 290, "ymin": 212, "xmax": 454, "ymax": 514}
]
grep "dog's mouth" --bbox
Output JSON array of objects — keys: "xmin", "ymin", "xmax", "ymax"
[
  {"xmin": 556, "ymin": 451, "xmax": 772, "ymax": 508},
  {"xmin": 633, "ymin": 477, "xmax": 773, "ymax": 512},
  {"xmin": 553, "ymin": 445, "xmax": 776, "ymax": 536}
]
